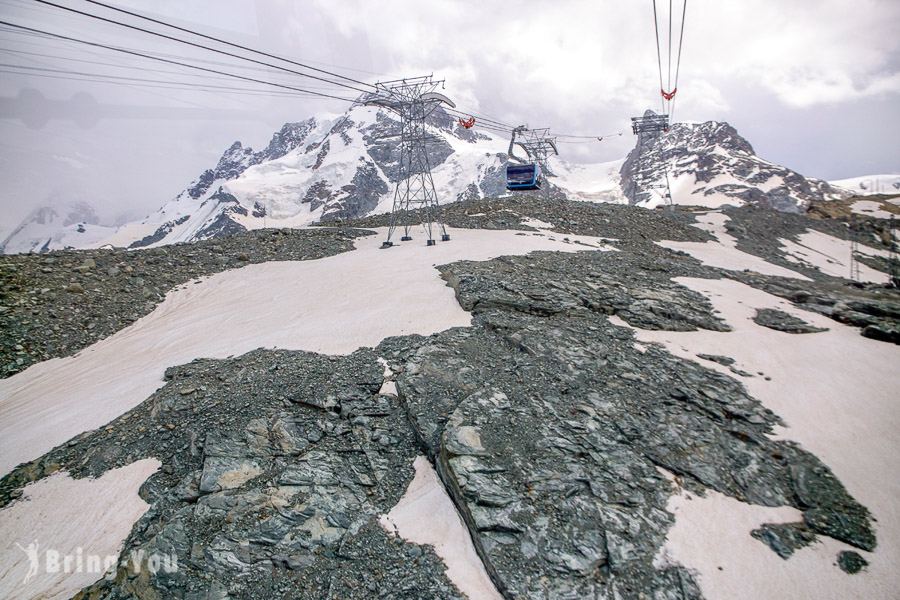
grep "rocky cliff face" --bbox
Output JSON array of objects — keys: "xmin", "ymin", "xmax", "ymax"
[
  {"xmin": 620, "ymin": 112, "xmax": 848, "ymax": 211},
  {"xmin": 186, "ymin": 120, "xmax": 321, "ymax": 201}
]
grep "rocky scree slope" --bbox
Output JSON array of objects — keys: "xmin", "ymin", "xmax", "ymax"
[
  {"xmin": 0, "ymin": 199, "xmax": 893, "ymax": 599},
  {"xmin": 0, "ymin": 227, "xmax": 366, "ymax": 378}
]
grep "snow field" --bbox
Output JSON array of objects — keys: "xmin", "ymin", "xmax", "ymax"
[
  {"xmin": 779, "ymin": 229, "xmax": 889, "ymax": 283},
  {"xmin": 655, "ymin": 212, "xmax": 812, "ymax": 279}
]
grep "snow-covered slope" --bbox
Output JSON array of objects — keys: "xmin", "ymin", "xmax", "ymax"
[
  {"xmin": 829, "ymin": 174, "xmax": 900, "ymax": 196},
  {"xmin": 123, "ymin": 105, "xmax": 511, "ymax": 248},
  {"xmin": 551, "ymin": 158, "xmax": 627, "ymax": 203},
  {"xmin": 622, "ymin": 111, "xmax": 848, "ymax": 211},
  {"xmin": 0, "ymin": 199, "xmax": 116, "ymax": 254}
]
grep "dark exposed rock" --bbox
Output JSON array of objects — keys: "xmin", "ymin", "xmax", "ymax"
[
  {"xmin": 130, "ymin": 215, "xmax": 191, "ymax": 249},
  {"xmin": 750, "ymin": 522, "xmax": 816, "ymax": 559},
  {"xmin": 752, "ymin": 308, "xmax": 828, "ymax": 333},
  {"xmin": 837, "ymin": 550, "xmax": 868, "ymax": 574},
  {"xmin": 0, "ymin": 197, "xmax": 884, "ymax": 599}
]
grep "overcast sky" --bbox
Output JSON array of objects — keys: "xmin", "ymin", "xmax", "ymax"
[{"xmin": 1, "ymin": 0, "xmax": 898, "ymax": 238}]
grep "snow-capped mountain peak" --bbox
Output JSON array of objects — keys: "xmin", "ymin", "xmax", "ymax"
[
  {"xmin": 620, "ymin": 112, "xmax": 847, "ymax": 211},
  {"xmin": 0, "ymin": 197, "xmax": 114, "ymax": 254}
]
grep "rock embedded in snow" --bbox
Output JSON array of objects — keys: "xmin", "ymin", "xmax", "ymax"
[{"xmin": 752, "ymin": 308, "xmax": 828, "ymax": 334}]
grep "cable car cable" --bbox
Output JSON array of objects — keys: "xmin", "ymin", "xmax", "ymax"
[
  {"xmin": 33, "ymin": 0, "xmax": 375, "ymax": 96},
  {"xmin": 76, "ymin": 0, "xmax": 379, "ymax": 91},
  {"xmin": 0, "ymin": 20, "xmax": 369, "ymax": 104}
]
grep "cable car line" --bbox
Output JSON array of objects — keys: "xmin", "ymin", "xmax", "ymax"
[
  {"xmin": 3, "ymin": 2, "xmax": 643, "ymax": 160},
  {"xmin": 652, "ymin": 0, "xmax": 687, "ymax": 119},
  {"xmin": 32, "ymin": 0, "xmax": 375, "ymax": 96},
  {"xmin": 0, "ymin": 20, "xmax": 367, "ymax": 104},
  {"xmin": 74, "ymin": 0, "xmax": 379, "ymax": 91}
]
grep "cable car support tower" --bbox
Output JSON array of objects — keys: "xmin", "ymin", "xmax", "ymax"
[
  {"xmin": 364, "ymin": 75, "xmax": 454, "ymax": 248},
  {"xmin": 507, "ymin": 126, "xmax": 559, "ymax": 198},
  {"xmin": 629, "ymin": 112, "xmax": 673, "ymax": 208}
]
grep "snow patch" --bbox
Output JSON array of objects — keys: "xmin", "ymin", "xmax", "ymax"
[
  {"xmin": 656, "ymin": 212, "xmax": 811, "ymax": 280},
  {"xmin": 380, "ymin": 456, "xmax": 502, "ymax": 600},
  {"xmin": 779, "ymin": 230, "xmax": 888, "ymax": 283},
  {"xmin": 623, "ymin": 277, "xmax": 900, "ymax": 600},
  {"xmin": 0, "ymin": 459, "xmax": 160, "ymax": 600}
]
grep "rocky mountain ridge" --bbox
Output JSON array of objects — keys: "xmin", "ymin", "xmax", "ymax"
[
  {"xmin": 3, "ymin": 105, "xmax": 874, "ymax": 255},
  {"xmin": 621, "ymin": 111, "xmax": 848, "ymax": 211}
]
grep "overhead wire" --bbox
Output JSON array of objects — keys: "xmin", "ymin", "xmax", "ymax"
[
  {"xmin": 0, "ymin": 63, "xmax": 340, "ymax": 99},
  {"xmin": 78, "ymin": 0, "xmax": 379, "ymax": 90},
  {"xmin": 652, "ymin": 0, "xmax": 666, "ymax": 114},
  {"xmin": 32, "ymin": 0, "xmax": 376, "ymax": 96},
  {"xmin": 0, "ymin": 20, "xmax": 361, "ymax": 103},
  {"xmin": 651, "ymin": 0, "xmax": 687, "ymax": 121},
  {"xmin": 0, "ymin": 47, "xmax": 352, "ymax": 93},
  {"xmin": 670, "ymin": 0, "xmax": 687, "ymax": 123},
  {"xmin": 0, "ymin": 0, "xmax": 637, "ymax": 154}
]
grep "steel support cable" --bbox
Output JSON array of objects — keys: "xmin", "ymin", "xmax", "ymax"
[
  {"xmin": 667, "ymin": 0, "xmax": 673, "ymax": 98},
  {"xmin": 452, "ymin": 103, "xmax": 518, "ymax": 130},
  {"xmin": 555, "ymin": 131, "xmax": 624, "ymax": 139},
  {"xmin": 0, "ymin": 20, "xmax": 367, "ymax": 103},
  {"xmin": 0, "ymin": 62, "xmax": 347, "ymax": 97},
  {"xmin": 0, "ymin": 47, "xmax": 347, "ymax": 92},
  {"xmin": 444, "ymin": 106, "xmax": 514, "ymax": 131},
  {"xmin": 670, "ymin": 0, "xmax": 687, "ymax": 123},
  {"xmin": 652, "ymin": 0, "xmax": 665, "ymax": 113},
  {"xmin": 75, "ymin": 0, "xmax": 379, "ymax": 90},
  {"xmin": 0, "ymin": 69, "xmax": 344, "ymax": 99},
  {"xmin": 32, "ymin": 0, "xmax": 374, "ymax": 96}
]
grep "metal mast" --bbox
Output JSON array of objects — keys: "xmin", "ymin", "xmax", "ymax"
[
  {"xmin": 510, "ymin": 127, "xmax": 559, "ymax": 171},
  {"xmin": 364, "ymin": 75, "xmax": 454, "ymax": 248},
  {"xmin": 508, "ymin": 126, "xmax": 559, "ymax": 199},
  {"xmin": 850, "ymin": 215, "xmax": 861, "ymax": 282},
  {"xmin": 629, "ymin": 112, "xmax": 672, "ymax": 209}
]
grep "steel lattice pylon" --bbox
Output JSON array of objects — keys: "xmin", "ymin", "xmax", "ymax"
[
  {"xmin": 629, "ymin": 112, "xmax": 672, "ymax": 209},
  {"xmin": 364, "ymin": 75, "xmax": 454, "ymax": 248},
  {"xmin": 509, "ymin": 126, "xmax": 558, "ymax": 172},
  {"xmin": 508, "ymin": 126, "xmax": 559, "ymax": 199},
  {"xmin": 889, "ymin": 215, "xmax": 899, "ymax": 287}
]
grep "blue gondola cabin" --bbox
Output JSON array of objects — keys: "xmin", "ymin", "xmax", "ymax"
[{"xmin": 506, "ymin": 163, "xmax": 541, "ymax": 190}]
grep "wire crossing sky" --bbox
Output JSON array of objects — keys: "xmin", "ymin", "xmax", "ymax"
[{"xmin": 0, "ymin": 0, "xmax": 898, "ymax": 236}]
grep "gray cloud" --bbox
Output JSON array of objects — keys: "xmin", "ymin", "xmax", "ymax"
[{"xmin": 1, "ymin": 0, "xmax": 898, "ymax": 238}]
